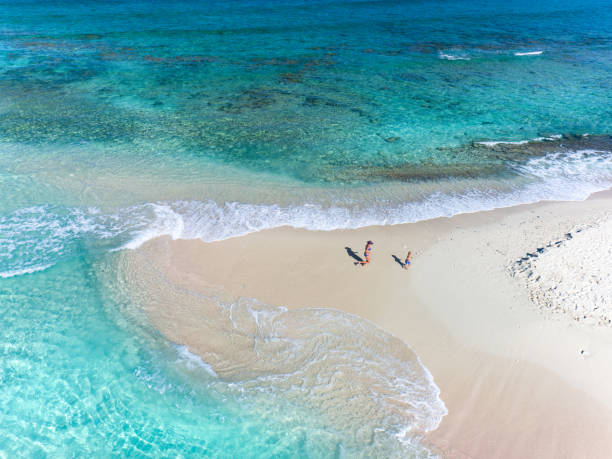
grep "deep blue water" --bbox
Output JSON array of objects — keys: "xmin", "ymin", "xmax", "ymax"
[{"xmin": 1, "ymin": 0, "xmax": 612, "ymax": 456}]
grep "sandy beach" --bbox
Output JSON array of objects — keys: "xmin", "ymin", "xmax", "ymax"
[
  {"xmin": 6, "ymin": 1, "xmax": 612, "ymax": 456},
  {"xmin": 120, "ymin": 190, "xmax": 612, "ymax": 458}
]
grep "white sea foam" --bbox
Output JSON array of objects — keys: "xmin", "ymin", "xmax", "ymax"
[
  {"xmin": 2, "ymin": 149, "xmax": 611, "ymax": 275},
  {"xmin": 0, "ymin": 263, "xmax": 53, "ymax": 278},
  {"xmin": 120, "ymin": 204, "xmax": 184, "ymax": 250},
  {"xmin": 438, "ymin": 51, "xmax": 470, "ymax": 61},
  {"xmin": 0, "ymin": 206, "xmax": 104, "ymax": 279},
  {"xmin": 478, "ymin": 139, "xmax": 531, "ymax": 146},
  {"xmin": 476, "ymin": 134, "xmax": 562, "ymax": 146},
  {"xmin": 515, "ymin": 50, "xmax": 544, "ymax": 56},
  {"xmin": 174, "ymin": 344, "xmax": 218, "ymax": 377},
  {"xmin": 118, "ymin": 149, "xmax": 611, "ymax": 248}
]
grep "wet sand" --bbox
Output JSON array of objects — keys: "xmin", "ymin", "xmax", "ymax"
[{"xmin": 122, "ymin": 190, "xmax": 612, "ymax": 458}]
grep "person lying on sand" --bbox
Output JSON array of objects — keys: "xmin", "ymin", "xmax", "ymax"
[
  {"xmin": 359, "ymin": 240, "xmax": 374, "ymax": 266},
  {"xmin": 403, "ymin": 251, "xmax": 412, "ymax": 269}
]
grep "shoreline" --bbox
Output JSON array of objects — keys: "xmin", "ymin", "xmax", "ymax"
[{"xmin": 121, "ymin": 190, "xmax": 612, "ymax": 458}]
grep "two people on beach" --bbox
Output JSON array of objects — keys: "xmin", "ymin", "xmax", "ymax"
[{"xmin": 358, "ymin": 240, "xmax": 412, "ymax": 268}]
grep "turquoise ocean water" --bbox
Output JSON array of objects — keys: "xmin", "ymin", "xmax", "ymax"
[{"xmin": 2, "ymin": 0, "xmax": 612, "ymax": 456}]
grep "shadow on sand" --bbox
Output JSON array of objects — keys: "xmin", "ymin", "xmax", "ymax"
[
  {"xmin": 345, "ymin": 247, "xmax": 363, "ymax": 264},
  {"xmin": 391, "ymin": 255, "xmax": 405, "ymax": 268}
]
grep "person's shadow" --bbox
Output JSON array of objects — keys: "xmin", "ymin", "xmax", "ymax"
[
  {"xmin": 345, "ymin": 247, "xmax": 363, "ymax": 264},
  {"xmin": 391, "ymin": 255, "xmax": 405, "ymax": 268}
]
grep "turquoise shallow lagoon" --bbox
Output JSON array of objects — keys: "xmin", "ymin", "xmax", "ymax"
[
  {"xmin": 1, "ymin": 256, "xmax": 391, "ymax": 457},
  {"xmin": 1, "ymin": 0, "xmax": 612, "ymax": 456}
]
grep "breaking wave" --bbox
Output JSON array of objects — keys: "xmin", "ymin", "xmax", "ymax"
[{"xmin": 1, "ymin": 148, "xmax": 611, "ymax": 278}]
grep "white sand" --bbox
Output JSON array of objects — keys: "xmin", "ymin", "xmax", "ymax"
[
  {"xmin": 510, "ymin": 216, "xmax": 612, "ymax": 326},
  {"xmin": 120, "ymin": 190, "xmax": 612, "ymax": 458}
]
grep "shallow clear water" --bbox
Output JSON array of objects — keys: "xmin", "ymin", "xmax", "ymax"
[
  {"xmin": 2, "ymin": 0, "xmax": 612, "ymax": 456},
  {"xmin": 3, "ymin": 256, "xmax": 414, "ymax": 457}
]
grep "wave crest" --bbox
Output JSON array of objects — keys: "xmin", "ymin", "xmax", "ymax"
[{"xmin": 1, "ymin": 147, "xmax": 611, "ymax": 276}]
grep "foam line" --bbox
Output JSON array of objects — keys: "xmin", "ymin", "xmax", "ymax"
[
  {"xmin": 515, "ymin": 50, "xmax": 543, "ymax": 56},
  {"xmin": 121, "ymin": 150, "xmax": 612, "ymax": 248},
  {"xmin": 1, "ymin": 150, "xmax": 611, "ymax": 273},
  {"xmin": 0, "ymin": 263, "xmax": 53, "ymax": 278}
]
